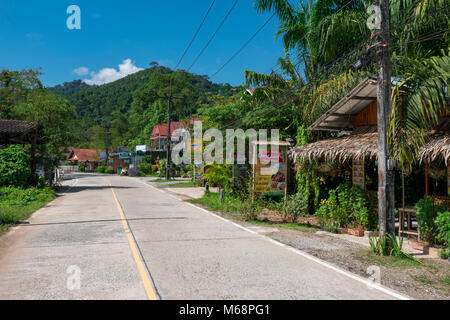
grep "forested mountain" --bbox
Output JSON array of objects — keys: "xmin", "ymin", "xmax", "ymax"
[{"xmin": 49, "ymin": 65, "xmax": 241, "ymax": 149}]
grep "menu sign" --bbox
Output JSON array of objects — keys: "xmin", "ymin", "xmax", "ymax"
[
  {"xmin": 352, "ymin": 158, "xmax": 365, "ymax": 189},
  {"xmin": 253, "ymin": 144, "xmax": 287, "ymax": 196}
]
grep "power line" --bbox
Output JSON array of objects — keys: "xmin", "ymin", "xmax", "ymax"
[
  {"xmin": 187, "ymin": 0, "xmax": 240, "ymax": 72},
  {"xmin": 174, "ymin": 0, "xmax": 216, "ymax": 70},
  {"xmin": 209, "ymin": 12, "xmax": 276, "ymax": 79}
]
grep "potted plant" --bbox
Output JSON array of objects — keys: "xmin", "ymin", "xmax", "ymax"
[{"xmin": 347, "ymin": 223, "xmax": 365, "ymax": 237}]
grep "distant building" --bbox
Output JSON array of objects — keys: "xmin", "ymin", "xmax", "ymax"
[
  {"xmin": 149, "ymin": 121, "xmax": 188, "ymax": 156},
  {"xmin": 67, "ymin": 148, "xmax": 103, "ymax": 171}
]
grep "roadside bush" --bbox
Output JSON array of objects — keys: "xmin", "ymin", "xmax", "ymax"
[
  {"xmin": 152, "ymin": 164, "xmax": 159, "ymax": 173},
  {"xmin": 415, "ymin": 198, "xmax": 447, "ymax": 245},
  {"xmin": 286, "ymin": 194, "xmax": 308, "ymax": 222},
  {"xmin": 96, "ymin": 166, "xmax": 108, "ymax": 174},
  {"xmin": 203, "ymin": 164, "xmax": 232, "ymax": 191},
  {"xmin": 315, "ymin": 183, "xmax": 377, "ymax": 231},
  {"xmin": 369, "ymin": 234, "xmax": 418, "ymax": 262},
  {"xmin": 0, "ymin": 145, "xmax": 31, "ymax": 187},
  {"xmin": 435, "ymin": 211, "xmax": 450, "ymax": 254},
  {"xmin": 0, "ymin": 186, "xmax": 55, "ymax": 225},
  {"xmin": 137, "ymin": 163, "xmax": 152, "ymax": 175},
  {"xmin": 127, "ymin": 167, "xmax": 140, "ymax": 177}
]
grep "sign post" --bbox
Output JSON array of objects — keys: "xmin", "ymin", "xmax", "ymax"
[{"xmin": 251, "ymin": 141, "xmax": 290, "ymax": 216}]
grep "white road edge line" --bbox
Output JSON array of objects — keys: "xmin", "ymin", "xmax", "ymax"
[{"xmin": 135, "ymin": 178, "xmax": 411, "ymax": 300}]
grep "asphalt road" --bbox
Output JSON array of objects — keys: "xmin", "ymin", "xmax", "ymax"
[{"xmin": 0, "ymin": 174, "xmax": 406, "ymax": 300}]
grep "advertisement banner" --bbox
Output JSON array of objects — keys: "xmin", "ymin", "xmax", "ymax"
[{"xmin": 253, "ymin": 144, "xmax": 287, "ymax": 196}]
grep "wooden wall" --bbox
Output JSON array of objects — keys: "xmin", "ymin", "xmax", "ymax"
[{"xmin": 353, "ymin": 101, "xmax": 377, "ymax": 127}]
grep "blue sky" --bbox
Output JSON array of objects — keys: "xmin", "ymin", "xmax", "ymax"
[{"xmin": 0, "ymin": 0, "xmax": 285, "ymax": 87}]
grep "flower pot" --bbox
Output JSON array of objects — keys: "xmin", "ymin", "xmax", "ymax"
[
  {"xmin": 411, "ymin": 240, "xmax": 427, "ymax": 252},
  {"xmin": 347, "ymin": 228, "xmax": 365, "ymax": 237},
  {"xmin": 428, "ymin": 247, "xmax": 441, "ymax": 257},
  {"xmin": 337, "ymin": 228, "xmax": 348, "ymax": 234}
]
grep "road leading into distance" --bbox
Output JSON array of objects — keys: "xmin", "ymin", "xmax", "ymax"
[{"xmin": 0, "ymin": 173, "xmax": 407, "ymax": 300}]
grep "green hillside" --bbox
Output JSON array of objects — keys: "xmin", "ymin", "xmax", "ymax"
[{"xmin": 49, "ymin": 65, "xmax": 241, "ymax": 149}]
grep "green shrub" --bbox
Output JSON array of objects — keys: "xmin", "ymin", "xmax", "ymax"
[
  {"xmin": 286, "ymin": 194, "xmax": 309, "ymax": 222},
  {"xmin": 369, "ymin": 234, "xmax": 419, "ymax": 262},
  {"xmin": 96, "ymin": 166, "xmax": 108, "ymax": 174},
  {"xmin": 152, "ymin": 164, "xmax": 159, "ymax": 173},
  {"xmin": 203, "ymin": 164, "xmax": 232, "ymax": 191},
  {"xmin": 415, "ymin": 198, "xmax": 447, "ymax": 245},
  {"xmin": 137, "ymin": 163, "xmax": 152, "ymax": 175},
  {"xmin": 0, "ymin": 186, "xmax": 55, "ymax": 225},
  {"xmin": 0, "ymin": 145, "xmax": 31, "ymax": 187},
  {"xmin": 315, "ymin": 183, "xmax": 377, "ymax": 231},
  {"xmin": 435, "ymin": 211, "xmax": 450, "ymax": 248}
]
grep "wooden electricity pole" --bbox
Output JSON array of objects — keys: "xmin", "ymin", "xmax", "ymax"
[
  {"xmin": 376, "ymin": 0, "xmax": 395, "ymax": 236},
  {"xmin": 155, "ymin": 77, "xmax": 184, "ymax": 180}
]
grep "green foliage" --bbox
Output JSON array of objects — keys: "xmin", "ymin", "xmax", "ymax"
[
  {"xmin": 96, "ymin": 166, "xmax": 109, "ymax": 174},
  {"xmin": 203, "ymin": 164, "xmax": 232, "ymax": 191},
  {"xmin": 315, "ymin": 182, "xmax": 377, "ymax": 231},
  {"xmin": 137, "ymin": 163, "xmax": 152, "ymax": 175},
  {"xmin": 435, "ymin": 211, "xmax": 450, "ymax": 247},
  {"xmin": 0, "ymin": 186, "xmax": 55, "ymax": 226},
  {"xmin": 296, "ymin": 160, "xmax": 321, "ymax": 214},
  {"xmin": 286, "ymin": 194, "xmax": 308, "ymax": 222},
  {"xmin": 415, "ymin": 198, "xmax": 447, "ymax": 245},
  {"xmin": 50, "ymin": 67, "xmax": 240, "ymax": 149},
  {"xmin": 369, "ymin": 234, "xmax": 419, "ymax": 262},
  {"xmin": 0, "ymin": 145, "xmax": 31, "ymax": 187}
]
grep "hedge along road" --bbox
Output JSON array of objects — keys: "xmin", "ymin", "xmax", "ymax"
[{"xmin": 0, "ymin": 173, "xmax": 408, "ymax": 300}]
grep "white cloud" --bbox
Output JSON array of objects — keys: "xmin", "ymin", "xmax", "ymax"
[
  {"xmin": 73, "ymin": 67, "xmax": 89, "ymax": 76},
  {"xmin": 83, "ymin": 59, "xmax": 143, "ymax": 85}
]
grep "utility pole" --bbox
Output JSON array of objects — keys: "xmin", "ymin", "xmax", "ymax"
[
  {"xmin": 166, "ymin": 77, "xmax": 173, "ymax": 180},
  {"xmin": 155, "ymin": 77, "xmax": 184, "ymax": 180},
  {"xmin": 376, "ymin": 0, "xmax": 395, "ymax": 237},
  {"xmin": 104, "ymin": 125, "xmax": 111, "ymax": 167}
]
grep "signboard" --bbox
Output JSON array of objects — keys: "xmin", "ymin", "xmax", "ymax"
[
  {"xmin": 100, "ymin": 151, "xmax": 107, "ymax": 161},
  {"xmin": 136, "ymin": 145, "xmax": 147, "ymax": 153},
  {"xmin": 352, "ymin": 158, "xmax": 365, "ymax": 189},
  {"xmin": 190, "ymin": 138, "xmax": 203, "ymax": 183},
  {"xmin": 253, "ymin": 143, "xmax": 287, "ymax": 196}
]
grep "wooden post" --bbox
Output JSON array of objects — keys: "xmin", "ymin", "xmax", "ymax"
[{"xmin": 376, "ymin": 0, "xmax": 395, "ymax": 237}]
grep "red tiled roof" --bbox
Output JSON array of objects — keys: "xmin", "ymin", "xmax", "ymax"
[
  {"xmin": 67, "ymin": 148, "xmax": 103, "ymax": 162},
  {"xmin": 150, "ymin": 122, "xmax": 187, "ymax": 140}
]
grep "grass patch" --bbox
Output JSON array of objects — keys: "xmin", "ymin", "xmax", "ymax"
[
  {"xmin": 168, "ymin": 182, "xmax": 196, "ymax": 188},
  {"xmin": 0, "ymin": 186, "xmax": 55, "ymax": 234},
  {"xmin": 367, "ymin": 252, "xmax": 423, "ymax": 268},
  {"xmin": 190, "ymin": 191, "xmax": 319, "ymax": 233},
  {"xmin": 189, "ymin": 190, "xmax": 251, "ymax": 214},
  {"xmin": 412, "ymin": 275, "xmax": 434, "ymax": 284},
  {"xmin": 246, "ymin": 219, "xmax": 319, "ymax": 233}
]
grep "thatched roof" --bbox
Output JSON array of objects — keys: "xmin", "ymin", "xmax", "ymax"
[
  {"xmin": 289, "ymin": 132, "xmax": 378, "ymax": 163},
  {"xmin": 417, "ymin": 133, "xmax": 450, "ymax": 166},
  {"xmin": 289, "ymin": 131, "xmax": 450, "ymax": 165}
]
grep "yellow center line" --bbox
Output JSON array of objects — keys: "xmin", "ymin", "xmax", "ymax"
[{"xmin": 108, "ymin": 181, "xmax": 159, "ymax": 300}]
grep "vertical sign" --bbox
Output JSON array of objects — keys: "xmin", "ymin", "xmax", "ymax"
[
  {"xmin": 353, "ymin": 158, "xmax": 365, "ymax": 189},
  {"xmin": 447, "ymin": 164, "xmax": 450, "ymax": 196},
  {"xmin": 253, "ymin": 143, "xmax": 287, "ymax": 196},
  {"xmin": 190, "ymin": 139, "xmax": 203, "ymax": 184}
]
